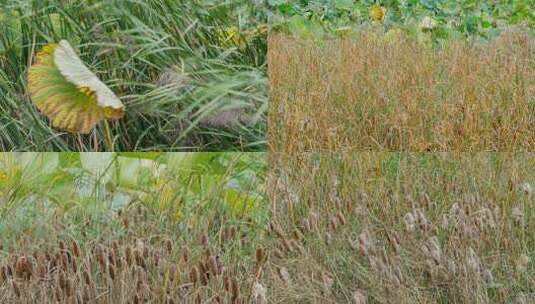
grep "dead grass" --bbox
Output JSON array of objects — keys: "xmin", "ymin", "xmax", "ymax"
[
  {"xmin": 0, "ymin": 204, "xmax": 273, "ymax": 304},
  {"xmin": 267, "ymin": 153, "xmax": 535, "ymax": 303},
  {"xmin": 268, "ymin": 29, "xmax": 535, "ymax": 152}
]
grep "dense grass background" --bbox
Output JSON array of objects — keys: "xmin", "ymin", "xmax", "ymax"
[
  {"xmin": 268, "ymin": 153, "xmax": 535, "ymax": 303},
  {"xmin": 0, "ymin": 0, "xmax": 268, "ymax": 151}
]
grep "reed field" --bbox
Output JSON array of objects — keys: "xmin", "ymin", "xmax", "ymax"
[
  {"xmin": 0, "ymin": 153, "xmax": 273, "ymax": 303},
  {"xmin": 268, "ymin": 29, "xmax": 535, "ymax": 152},
  {"xmin": 0, "ymin": 0, "xmax": 269, "ymax": 151},
  {"xmin": 268, "ymin": 152, "xmax": 535, "ymax": 303}
]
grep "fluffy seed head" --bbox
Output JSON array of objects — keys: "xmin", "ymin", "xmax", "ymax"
[{"xmin": 352, "ymin": 290, "xmax": 367, "ymax": 304}]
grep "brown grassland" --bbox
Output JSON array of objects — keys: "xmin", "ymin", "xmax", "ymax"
[
  {"xmin": 268, "ymin": 152, "xmax": 535, "ymax": 303},
  {"xmin": 268, "ymin": 29, "xmax": 535, "ymax": 152}
]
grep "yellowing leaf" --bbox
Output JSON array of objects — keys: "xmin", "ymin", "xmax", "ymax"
[
  {"xmin": 0, "ymin": 171, "xmax": 8, "ymax": 181},
  {"xmin": 371, "ymin": 5, "xmax": 386, "ymax": 22},
  {"xmin": 28, "ymin": 41, "xmax": 124, "ymax": 134},
  {"xmin": 224, "ymin": 188, "xmax": 258, "ymax": 216}
]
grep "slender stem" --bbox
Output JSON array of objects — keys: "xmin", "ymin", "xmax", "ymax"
[
  {"xmin": 103, "ymin": 121, "xmax": 114, "ymax": 152},
  {"xmin": 77, "ymin": 134, "xmax": 85, "ymax": 151},
  {"xmin": 93, "ymin": 131, "xmax": 99, "ymax": 151}
]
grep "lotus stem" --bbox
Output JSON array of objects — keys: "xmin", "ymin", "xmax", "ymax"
[{"xmin": 103, "ymin": 120, "xmax": 114, "ymax": 152}]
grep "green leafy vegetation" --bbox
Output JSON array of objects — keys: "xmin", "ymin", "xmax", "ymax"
[
  {"xmin": 0, "ymin": 0, "xmax": 269, "ymax": 151},
  {"xmin": 0, "ymin": 152, "xmax": 267, "ymax": 226},
  {"xmin": 269, "ymin": 0, "xmax": 534, "ymax": 40}
]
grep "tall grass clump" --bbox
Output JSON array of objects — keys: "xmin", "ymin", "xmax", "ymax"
[
  {"xmin": 0, "ymin": 152, "xmax": 274, "ymax": 303},
  {"xmin": 268, "ymin": 28, "xmax": 535, "ymax": 152},
  {"xmin": 0, "ymin": 0, "xmax": 268, "ymax": 151},
  {"xmin": 0, "ymin": 201, "xmax": 272, "ymax": 303},
  {"xmin": 267, "ymin": 152, "xmax": 535, "ymax": 303}
]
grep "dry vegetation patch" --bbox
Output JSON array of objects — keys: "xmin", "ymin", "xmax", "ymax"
[
  {"xmin": 267, "ymin": 153, "xmax": 535, "ymax": 303},
  {"xmin": 268, "ymin": 30, "xmax": 535, "ymax": 152},
  {"xmin": 0, "ymin": 205, "xmax": 273, "ymax": 304}
]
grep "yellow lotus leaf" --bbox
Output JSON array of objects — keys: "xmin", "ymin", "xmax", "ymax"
[
  {"xmin": 370, "ymin": 4, "xmax": 386, "ymax": 22},
  {"xmin": 28, "ymin": 40, "xmax": 124, "ymax": 134}
]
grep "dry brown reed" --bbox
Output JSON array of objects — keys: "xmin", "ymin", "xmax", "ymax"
[
  {"xmin": 268, "ymin": 29, "xmax": 535, "ymax": 152},
  {"xmin": 0, "ymin": 206, "xmax": 270, "ymax": 304}
]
